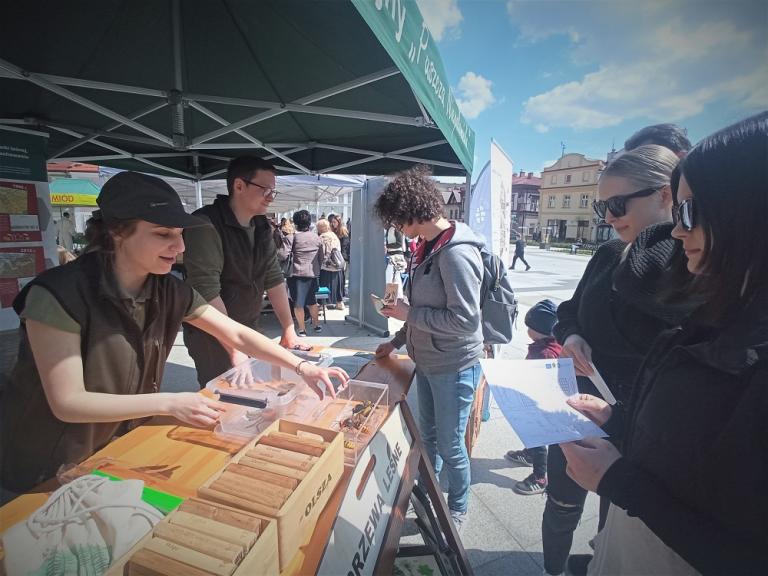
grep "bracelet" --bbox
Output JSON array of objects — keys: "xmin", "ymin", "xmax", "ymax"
[{"xmin": 295, "ymin": 360, "xmax": 308, "ymax": 376}]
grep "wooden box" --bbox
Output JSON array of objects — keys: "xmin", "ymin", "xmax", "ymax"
[
  {"xmin": 105, "ymin": 497, "xmax": 279, "ymax": 576},
  {"xmin": 198, "ymin": 419, "xmax": 344, "ymax": 570}
]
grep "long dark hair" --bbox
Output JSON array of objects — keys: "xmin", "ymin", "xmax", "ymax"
[
  {"xmin": 84, "ymin": 211, "xmax": 139, "ymax": 254},
  {"xmin": 674, "ymin": 111, "xmax": 768, "ymax": 323}
]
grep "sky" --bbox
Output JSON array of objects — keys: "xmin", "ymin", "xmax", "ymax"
[{"xmin": 414, "ymin": 0, "xmax": 768, "ymax": 180}]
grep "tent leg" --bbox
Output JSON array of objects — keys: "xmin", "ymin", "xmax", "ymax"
[{"xmin": 195, "ymin": 180, "xmax": 203, "ymax": 209}]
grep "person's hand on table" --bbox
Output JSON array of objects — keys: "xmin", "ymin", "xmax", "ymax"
[
  {"xmin": 301, "ymin": 365, "xmax": 349, "ymax": 399},
  {"xmin": 381, "ymin": 298, "xmax": 409, "ymax": 321},
  {"xmin": 375, "ymin": 341, "xmax": 396, "ymax": 359},
  {"xmin": 567, "ymin": 393, "xmax": 612, "ymax": 426},
  {"xmin": 560, "ymin": 437, "xmax": 621, "ymax": 492},
  {"xmin": 280, "ymin": 326, "xmax": 312, "ymax": 351},
  {"xmin": 165, "ymin": 393, "xmax": 227, "ymax": 428},
  {"xmin": 561, "ymin": 334, "xmax": 594, "ymax": 376}
]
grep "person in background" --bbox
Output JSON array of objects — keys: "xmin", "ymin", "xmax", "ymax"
[
  {"xmin": 384, "ymin": 223, "xmax": 407, "ymax": 300},
  {"xmin": 182, "ymin": 156, "xmax": 309, "ymax": 388},
  {"xmin": 288, "ymin": 210, "xmax": 323, "ymax": 335},
  {"xmin": 624, "ymin": 123, "xmax": 691, "ymax": 158},
  {"xmin": 57, "ymin": 211, "xmax": 75, "ymax": 252},
  {"xmin": 328, "ymin": 214, "xmax": 350, "ymax": 303},
  {"xmin": 544, "ymin": 144, "xmax": 683, "ymax": 576},
  {"xmin": 316, "ymin": 218, "xmax": 345, "ymax": 311},
  {"xmin": 275, "ymin": 218, "xmax": 295, "ymax": 278},
  {"xmin": 510, "ymin": 235, "xmax": 530, "ymax": 271},
  {"xmin": 373, "ymin": 166, "xmax": 485, "ymax": 534},
  {"xmin": 563, "ymin": 111, "xmax": 767, "ymax": 576},
  {"xmin": 505, "ymin": 299, "xmax": 562, "ymax": 495},
  {"xmin": 1, "ymin": 172, "xmax": 347, "ymax": 499}
]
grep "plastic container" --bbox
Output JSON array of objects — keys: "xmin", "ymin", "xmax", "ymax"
[
  {"xmin": 210, "ymin": 354, "xmax": 332, "ymax": 439},
  {"xmin": 308, "ymin": 379, "xmax": 389, "ymax": 465}
]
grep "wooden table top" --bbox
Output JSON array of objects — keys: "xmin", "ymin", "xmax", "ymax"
[{"xmin": 0, "ymin": 348, "xmax": 415, "ymax": 574}]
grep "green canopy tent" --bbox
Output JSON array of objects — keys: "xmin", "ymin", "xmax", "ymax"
[{"xmin": 0, "ymin": 0, "xmax": 474, "ymax": 181}]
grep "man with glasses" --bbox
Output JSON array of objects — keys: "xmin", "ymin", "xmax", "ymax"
[{"xmin": 183, "ymin": 156, "xmax": 308, "ymax": 387}]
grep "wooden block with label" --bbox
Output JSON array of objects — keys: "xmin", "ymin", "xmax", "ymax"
[
  {"xmin": 105, "ymin": 499, "xmax": 278, "ymax": 576},
  {"xmin": 198, "ymin": 419, "xmax": 344, "ymax": 570}
]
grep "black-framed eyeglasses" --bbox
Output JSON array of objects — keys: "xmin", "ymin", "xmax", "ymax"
[
  {"xmin": 592, "ymin": 187, "xmax": 660, "ymax": 220},
  {"xmin": 241, "ymin": 178, "xmax": 278, "ymax": 199},
  {"xmin": 673, "ymin": 198, "xmax": 696, "ymax": 231}
]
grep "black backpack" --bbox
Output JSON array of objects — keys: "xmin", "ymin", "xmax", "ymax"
[{"xmin": 479, "ymin": 248, "xmax": 518, "ymax": 344}]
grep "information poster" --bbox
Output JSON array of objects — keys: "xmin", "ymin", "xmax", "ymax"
[
  {"xmin": 0, "ymin": 180, "xmax": 41, "ymax": 242},
  {"xmin": 0, "ymin": 126, "xmax": 54, "ymax": 326},
  {"xmin": 0, "ymin": 246, "xmax": 45, "ymax": 307}
]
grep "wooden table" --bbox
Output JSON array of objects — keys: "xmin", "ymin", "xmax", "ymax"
[{"xmin": 0, "ymin": 348, "xmax": 415, "ymax": 574}]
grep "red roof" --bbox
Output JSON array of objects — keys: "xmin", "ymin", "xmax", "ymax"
[{"xmin": 512, "ymin": 174, "xmax": 541, "ymax": 185}]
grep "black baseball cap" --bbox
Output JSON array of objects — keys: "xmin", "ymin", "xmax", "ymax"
[{"xmin": 97, "ymin": 171, "xmax": 205, "ymax": 228}]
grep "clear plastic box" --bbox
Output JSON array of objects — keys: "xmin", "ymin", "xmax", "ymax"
[
  {"xmin": 308, "ymin": 379, "xmax": 389, "ymax": 465},
  {"xmin": 209, "ymin": 352, "xmax": 332, "ymax": 439}
]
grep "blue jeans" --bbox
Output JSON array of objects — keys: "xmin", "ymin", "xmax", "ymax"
[{"xmin": 415, "ymin": 363, "xmax": 480, "ymax": 513}]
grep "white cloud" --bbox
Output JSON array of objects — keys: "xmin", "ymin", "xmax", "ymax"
[
  {"xmin": 415, "ymin": 0, "xmax": 463, "ymax": 41},
  {"xmin": 516, "ymin": 2, "xmax": 768, "ymax": 130},
  {"xmin": 455, "ymin": 72, "xmax": 496, "ymax": 119}
]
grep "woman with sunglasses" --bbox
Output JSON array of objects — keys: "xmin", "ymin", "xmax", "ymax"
[
  {"xmin": 562, "ymin": 112, "xmax": 767, "ymax": 575},
  {"xmin": 1, "ymin": 172, "xmax": 348, "ymax": 499},
  {"xmin": 541, "ymin": 145, "xmax": 686, "ymax": 576}
]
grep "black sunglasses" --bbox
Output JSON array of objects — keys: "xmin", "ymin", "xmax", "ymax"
[
  {"xmin": 592, "ymin": 186, "xmax": 660, "ymax": 220},
  {"xmin": 673, "ymin": 198, "xmax": 696, "ymax": 231}
]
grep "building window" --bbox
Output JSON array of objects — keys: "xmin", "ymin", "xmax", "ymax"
[
  {"xmin": 580, "ymin": 194, "xmax": 589, "ymax": 208},
  {"xmin": 563, "ymin": 195, "xmax": 571, "ymax": 208},
  {"xmin": 582, "ymin": 171, "xmax": 590, "ymax": 182},
  {"xmin": 531, "ymin": 198, "xmax": 539, "ymax": 212},
  {"xmin": 548, "ymin": 195, "xmax": 556, "ymax": 208},
  {"xmin": 550, "ymin": 175, "xmax": 557, "ymax": 184},
  {"xmin": 565, "ymin": 174, "xmax": 572, "ymax": 183}
]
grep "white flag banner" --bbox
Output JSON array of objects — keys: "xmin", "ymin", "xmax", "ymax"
[{"xmin": 469, "ymin": 140, "xmax": 513, "ymax": 263}]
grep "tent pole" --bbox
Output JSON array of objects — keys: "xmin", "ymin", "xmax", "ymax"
[
  {"xmin": 195, "ymin": 180, "xmax": 203, "ymax": 209},
  {"xmin": 463, "ymin": 171, "xmax": 472, "ymax": 223}
]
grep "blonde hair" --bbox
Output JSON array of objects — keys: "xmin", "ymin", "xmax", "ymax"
[
  {"xmin": 316, "ymin": 218, "xmax": 330, "ymax": 234},
  {"xmin": 281, "ymin": 219, "xmax": 295, "ymax": 234},
  {"xmin": 601, "ymin": 144, "xmax": 679, "ymax": 190}
]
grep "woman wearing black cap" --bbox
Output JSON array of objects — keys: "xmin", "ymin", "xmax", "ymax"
[{"xmin": 1, "ymin": 172, "xmax": 348, "ymax": 497}]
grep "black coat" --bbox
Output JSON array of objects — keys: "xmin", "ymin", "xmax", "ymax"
[
  {"xmin": 598, "ymin": 289, "xmax": 768, "ymax": 575},
  {"xmin": 554, "ymin": 231, "xmax": 686, "ymax": 404}
]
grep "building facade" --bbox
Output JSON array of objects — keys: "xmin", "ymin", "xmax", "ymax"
[
  {"xmin": 510, "ymin": 170, "xmax": 541, "ymax": 240},
  {"xmin": 436, "ymin": 182, "xmax": 466, "ymax": 222},
  {"xmin": 538, "ymin": 153, "xmax": 604, "ymax": 242}
]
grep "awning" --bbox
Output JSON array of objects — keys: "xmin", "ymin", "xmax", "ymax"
[
  {"xmin": 0, "ymin": 0, "xmax": 474, "ymax": 179},
  {"xmin": 49, "ymin": 178, "xmax": 100, "ymax": 207}
]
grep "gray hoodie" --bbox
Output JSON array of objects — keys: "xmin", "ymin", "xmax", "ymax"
[{"xmin": 391, "ymin": 222, "xmax": 485, "ymax": 374}]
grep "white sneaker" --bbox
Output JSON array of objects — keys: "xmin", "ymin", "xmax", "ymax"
[{"xmin": 450, "ymin": 509, "xmax": 467, "ymax": 536}]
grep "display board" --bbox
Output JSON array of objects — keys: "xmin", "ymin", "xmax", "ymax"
[{"xmin": 0, "ymin": 126, "xmax": 56, "ymax": 329}]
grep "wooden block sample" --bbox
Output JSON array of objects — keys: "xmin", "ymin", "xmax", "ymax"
[
  {"xmin": 198, "ymin": 486, "xmax": 281, "ymax": 517},
  {"xmin": 168, "ymin": 510, "xmax": 257, "ymax": 550},
  {"xmin": 177, "ymin": 498, "xmax": 263, "ymax": 534},
  {"xmin": 209, "ymin": 476, "xmax": 287, "ymax": 509},
  {"xmin": 269, "ymin": 430, "xmax": 329, "ymax": 450},
  {"xmin": 236, "ymin": 456, "xmax": 307, "ymax": 481},
  {"xmin": 220, "ymin": 470, "xmax": 293, "ymax": 501},
  {"xmin": 246, "ymin": 445, "xmax": 316, "ymax": 471},
  {"xmin": 153, "ymin": 522, "xmax": 245, "ymax": 563},
  {"xmin": 127, "ymin": 547, "xmax": 217, "ymax": 576},
  {"xmin": 225, "ymin": 463, "xmax": 299, "ymax": 490},
  {"xmin": 143, "ymin": 537, "xmax": 236, "ymax": 576},
  {"xmin": 259, "ymin": 434, "xmax": 324, "ymax": 457}
]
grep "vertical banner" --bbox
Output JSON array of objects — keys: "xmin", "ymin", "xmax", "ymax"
[
  {"xmin": 0, "ymin": 126, "xmax": 55, "ymax": 329},
  {"xmin": 469, "ymin": 141, "xmax": 514, "ymax": 263}
]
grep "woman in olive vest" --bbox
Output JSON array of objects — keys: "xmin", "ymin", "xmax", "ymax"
[{"xmin": 1, "ymin": 172, "xmax": 348, "ymax": 497}]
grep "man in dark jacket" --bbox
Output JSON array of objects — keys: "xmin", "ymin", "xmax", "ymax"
[
  {"xmin": 510, "ymin": 235, "xmax": 531, "ymax": 271},
  {"xmin": 182, "ymin": 156, "xmax": 308, "ymax": 387}
]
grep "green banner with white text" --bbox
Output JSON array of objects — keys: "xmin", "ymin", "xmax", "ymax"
[{"xmin": 352, "ymin": 0, "xmax": 475, "ymax": 173}]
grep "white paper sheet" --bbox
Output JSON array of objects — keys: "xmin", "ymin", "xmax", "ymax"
[{"xmin": 480, "ymin": 358, "xmax": 607, "ymax": 448}]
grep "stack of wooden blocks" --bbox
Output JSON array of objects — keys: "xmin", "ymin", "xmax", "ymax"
[
  {"xmin": 199, "ymin": 420, "xmax": 344, "ymax": 570},
  {"xmin": 107, "ymin": 497, "xmax": 279, "ymax": 576}
]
